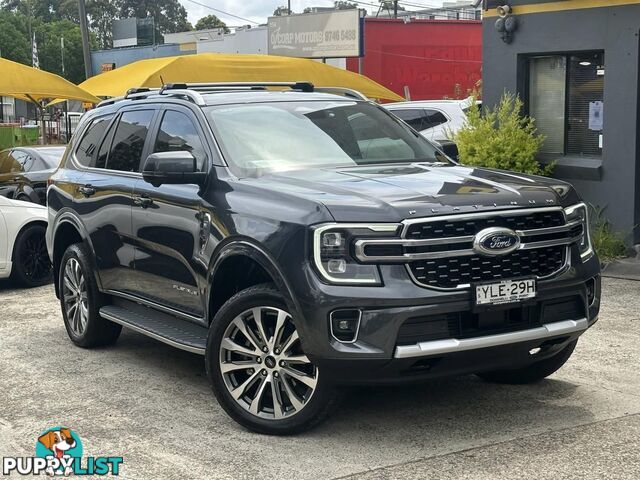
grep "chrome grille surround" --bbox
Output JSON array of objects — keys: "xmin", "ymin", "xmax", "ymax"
[{"xmin": 354, "ymin": 207, "xmax": 580, "ymax": 291}]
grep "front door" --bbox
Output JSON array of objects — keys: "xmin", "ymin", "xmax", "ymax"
[{"xmin": 131, "ymin": 106, "xmax": 211, "ymax": 318}]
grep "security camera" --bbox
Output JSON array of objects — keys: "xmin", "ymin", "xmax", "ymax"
[{"xmin": 497, "ymin": 5, "xmax": 511, "ymax": 17}]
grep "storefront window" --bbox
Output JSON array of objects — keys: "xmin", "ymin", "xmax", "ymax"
[{"xmin": 528, "ymin": 52, "xmax": 605, "ymax": 157}]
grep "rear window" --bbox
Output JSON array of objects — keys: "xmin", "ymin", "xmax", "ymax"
[{"xmin": 75, "ymin": 115, "xmax": 114, "ymax": 168}]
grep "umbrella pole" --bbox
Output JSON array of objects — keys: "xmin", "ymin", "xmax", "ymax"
[{"xmin": 26, "ymin": 94, "xmax": 46, "ymax": 145}]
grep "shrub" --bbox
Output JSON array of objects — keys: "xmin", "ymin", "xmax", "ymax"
[
  {"xmin": 589, "ymin": 205, "xmax": 627, "ymax": 263},
  {"xmin": 451, "ymin": 92, "xmax": 551, "ymax": 176}
]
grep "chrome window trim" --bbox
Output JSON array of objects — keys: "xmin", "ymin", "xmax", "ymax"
[{"xmin": 394, "ymin": 318, "xmax": 588, "ymax": 359}]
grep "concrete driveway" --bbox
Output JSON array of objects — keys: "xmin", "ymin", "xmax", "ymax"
[{"xmin": 1, "ymin": 278, "xmax": 638, "ymax": 479}]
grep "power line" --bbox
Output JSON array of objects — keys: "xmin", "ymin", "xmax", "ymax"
[{"xmin": 182, "ymin": 0, "xmax": 261, "ymax": 25}]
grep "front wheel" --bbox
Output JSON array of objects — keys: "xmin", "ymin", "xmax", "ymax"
[
  {"xmin": 477, "ymin": 339, "xmax": 578, "ymax": 384},
  {"xmin": 206, "ymin": 284, "xmax": 338, "ymax": 435}
]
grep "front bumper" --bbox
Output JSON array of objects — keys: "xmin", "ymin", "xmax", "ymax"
[{"xmin": 287, "ymin": 247, "xmax": 601, "ymax": 384}]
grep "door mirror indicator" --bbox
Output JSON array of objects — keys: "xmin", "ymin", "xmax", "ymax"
[{"xmin": 142, "ymin": 151, "xmax": 207, "ymax": 187}]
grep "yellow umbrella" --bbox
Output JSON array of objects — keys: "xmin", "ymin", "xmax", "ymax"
[
  {"xmin": 77, "ymin": 53, "xmax": 404, "ymax": 102},
  {"xmin": 0, "ymin": 57, "xmax": 100, "ymax": 104}
]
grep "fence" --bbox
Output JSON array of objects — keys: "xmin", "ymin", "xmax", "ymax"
[{"xmin": 0, "ymin": 116, "xmax": 82, "ymax": 149}]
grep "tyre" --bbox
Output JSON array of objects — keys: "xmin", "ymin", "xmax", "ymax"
[
  {"xmin": 59, "ymin": 243, "xmax": 121, "ymax": 348},
  {"xmin": 11, "ymin": 223, "xmax": 52, "ymax": 287},
  {"xmin": 206, "ymin": 283, "xmax": 338, "ymax": 435},
  {"xmin": 476, "ymin": 339, "xmax": 578, "ymax": 384}
]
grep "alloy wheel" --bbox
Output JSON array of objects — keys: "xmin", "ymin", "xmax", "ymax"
[
  {"xmin": 19, "ymin": 232, "xmax": 51, "ymax": 282},
  {"xmin": 219, "ymin": 306, "xmax": 318, "ymax": 420},
  {"xmin": 62, "ymin": 258, "xmax": 89, "ymax": 336}
]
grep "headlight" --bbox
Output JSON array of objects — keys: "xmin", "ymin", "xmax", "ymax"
[
  {"xmin": 564, "ymin": 202, "xmax": 594, "ymax": 261},
  {"xmin": 312, "ymin": 223, "xmax": 400, "ymax": 285}
]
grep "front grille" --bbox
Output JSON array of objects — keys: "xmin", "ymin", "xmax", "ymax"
[
  {"xmin": 405, "ymin": 210, "xmax": 565, "ymax": 239},
  {"xmin": 353, "ymin": 207, "xmax": 579, "ymax": 290},
  {"xmin": 409, "ymin": 245, "xmax": 566, "ymax": 289}
]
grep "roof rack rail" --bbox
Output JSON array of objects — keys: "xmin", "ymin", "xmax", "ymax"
[
  {"xmin": 314, "ymin": 87, "xmax": 368, "ymax": 101},
  {"xmin": 160, "ymin": 81, "xmax": 315, "ymax": 93}
]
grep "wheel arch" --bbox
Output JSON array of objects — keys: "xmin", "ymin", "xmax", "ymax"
[
  {"xmin": 207, "ymin": 239, "xmax": 302, "ymax": 325},
  {"xmin": 51, "ymin": 214, "xmax": 97, "ymax": 298}
]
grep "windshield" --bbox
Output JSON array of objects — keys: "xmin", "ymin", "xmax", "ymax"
[
  {"xmin": 205, "ymin": 101, "xmax": 450, "ymax": 177},
  {"xmin": 36, "ymin": 148, "xmax": 66, "ymax": 168}
]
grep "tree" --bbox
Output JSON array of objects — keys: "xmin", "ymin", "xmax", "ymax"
[
  {"xmin": 117, "ymin": 0, "xmax": 192, "ymax": 42},
  {"xmin": 451, "ymin": 93, "xmax": 550, "ymax": 176},
  {"xmin": 35, "ymin": 19, "xmax": 91, "ymax": 84},
  {"xmin": 87, "ymin": 0, "xmax": 118, "ymax": 49},
  {"xmin": 0, "ymin": 9, "xmax": 29, "ymax": 65},
  {"xmin": 334, "ymin": 1, "xmax": 358, "ymax": 9},
  {"xmin": 273, "ymin": 6, "xmax": 292, "ymax": 16},
  {"xmin": 194, "ymin": 14, "xmax": 229, "ymax": 34}
]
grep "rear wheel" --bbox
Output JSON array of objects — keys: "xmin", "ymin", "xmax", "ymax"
[
  {"xmin": 59, "ymin": 243, "xmax": 121, "ymax": 348},
  {"xmin": 11, "ymin": 224, "xmax": 52, "ymax": 287},
  {"xmin": 477, "ymin": 339, "xmax": 578, "ymax": 384},
  {"xmin": 206, "ymin": 284, "xmax": 338, "ymax": 435}
]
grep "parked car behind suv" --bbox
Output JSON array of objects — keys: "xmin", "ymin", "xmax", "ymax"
[
  {"xmin": 0, "ymin": 146, "xmax": 66, "ymax": 205},
  {"xmin": 47, "ymin": 82, "xmax": 600, "ymax": 435},
  {"xmin": 383, "ymin": 97, "xmax": 477, "ymax": 143}
]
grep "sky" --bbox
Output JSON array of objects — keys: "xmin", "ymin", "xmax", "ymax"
[{"xmin": 180, "ymin": 0, "xmax": 448, "ymax": 27}]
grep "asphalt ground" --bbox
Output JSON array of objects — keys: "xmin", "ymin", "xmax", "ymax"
[{"xmin": 1, "ymin": 277, "xmax": 638, "ymax": 479}]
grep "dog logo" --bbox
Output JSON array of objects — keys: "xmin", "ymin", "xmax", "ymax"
[
  {"xmin": 36, "ymin": 427, "xmax": 82, "ymax": 476},
  {"xmin": 2, "ymin": 427, "xmax": 122, "ymax": 476}
]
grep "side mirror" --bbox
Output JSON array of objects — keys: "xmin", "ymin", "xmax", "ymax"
[{"xmin": 142, "ymin": 151, "xmax": 207, "ymax": 187}]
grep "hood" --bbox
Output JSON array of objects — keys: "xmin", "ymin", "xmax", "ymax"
[{"xmin": 248, "ymin": 163, "xmax": 579, "ymax": 222}]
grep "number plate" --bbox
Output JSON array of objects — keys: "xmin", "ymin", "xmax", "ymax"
[{"xmin": 475, "ymin": 279, "xmax": 536, "ymax": 306}]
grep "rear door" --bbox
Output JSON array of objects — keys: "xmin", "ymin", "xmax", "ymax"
[
  {"xmin": 131, "ymin": 105, "xmax": 211, "ymax": 318},
  {"xmin": 74, "ymin": 107, "xmax": 157, "ymax": 293}
]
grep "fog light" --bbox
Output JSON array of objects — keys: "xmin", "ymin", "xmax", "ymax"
[
  {"xmin": 327, "ymin": 259, "xmax": 347, "ymax": 274},
  {"xmin": 330, "ymin": 309, "xmax": 362, "ymax": 343}
]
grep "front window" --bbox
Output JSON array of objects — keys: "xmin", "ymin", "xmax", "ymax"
[
  {"xmin": 528, "ymin": 52, "xmax": 604, "ymax": 157},
  {"xmin": 205, "ymin": 101, "xmax": 448, "ymax": 177}
]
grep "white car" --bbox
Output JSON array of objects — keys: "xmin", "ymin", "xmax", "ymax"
[
  {"xmin": 0, "ymin": 195, "xmax": 51, "ymax": 287},
  {"xmin": 383, "ymin": 97, "xmax": 477, "ymax": 143}
]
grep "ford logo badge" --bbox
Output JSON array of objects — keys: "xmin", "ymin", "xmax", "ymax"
[{"xmin": 473, "ymin": 227, "xmax": 520, "ymax": 256}]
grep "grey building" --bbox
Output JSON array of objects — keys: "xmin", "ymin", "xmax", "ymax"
[{"xmin": 481, "ymin": 0, "xmax": 640, "ymax": 245}]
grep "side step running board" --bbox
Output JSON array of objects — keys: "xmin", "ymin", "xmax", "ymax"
[{"xmin": 100, "ymin": 304, "xmax": 208, "ymax": 355}]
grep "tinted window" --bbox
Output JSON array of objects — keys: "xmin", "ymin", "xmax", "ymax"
[
  {"xmin": 206, "ymin": 101, "xmax": 447, "ymax": 177},
  {"xmin": 106, "ymin": 110, "xmax": 154, "ymax": 172},
  {"xmin": 153, "ymin": 111, "xmax": 207, "ymax": 171},
  {"xmin": 75, "ymin": 115, "xmax": 114, "ymax": 167},
  {"xmin": 423, "ymin": 110, "xmax": 448, "ymax": 129},
  {"xmin": 96, "ymin": 119, "xmax": 118, "ymax": 169},
  {"xmin": 391, "ymin": 109, "xmax": 428, "ymax": 131}
]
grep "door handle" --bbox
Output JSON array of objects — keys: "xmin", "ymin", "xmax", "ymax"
[
  {"xmin": 133, "ymin": 195, "xmax": 154, "ymax": 208},
  {"xmin": 78, "ymin": 184, "xmax": 96, "ymax": 197}
]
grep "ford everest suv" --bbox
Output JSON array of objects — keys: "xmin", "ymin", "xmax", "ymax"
[{"xmin": 47, "ymin": 82, "xmax": 601, "ymax": 435}]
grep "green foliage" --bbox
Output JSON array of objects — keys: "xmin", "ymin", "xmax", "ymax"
[
  {"xmin": 0, "ymin": 9, "xmax": 29, "ymax": 64},
  {"xmin": 589, "ymin": 205, "xmax": 627, "ymax": 262},
  {"xmin": 273, "ymin": 6, "xmax": 293, "ymax": 16},
  {"xmin": 194, "ymin": 15, "xmax": 229, "ymax": 34},
  {"xmin": 452, "ymin": 92, "xmax": 551, "ymax": 176},
  {"xmin": 334, "ymin": 1, "xmax": 358, "ymax": 9}
]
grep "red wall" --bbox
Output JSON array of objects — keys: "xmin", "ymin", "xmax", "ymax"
[{"xmin": 347, "ymin": 18, "xmax": 482, "ymax": 101}]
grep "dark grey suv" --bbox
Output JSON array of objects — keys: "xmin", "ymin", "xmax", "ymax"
[{"xmin": 46, "ymin": 82, "xmax": 601, "ymax": 434}]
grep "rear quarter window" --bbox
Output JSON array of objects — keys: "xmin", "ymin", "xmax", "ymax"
[{"xmin": 75, "ymin": 115, "xmax": 114, "ymax": 168}]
